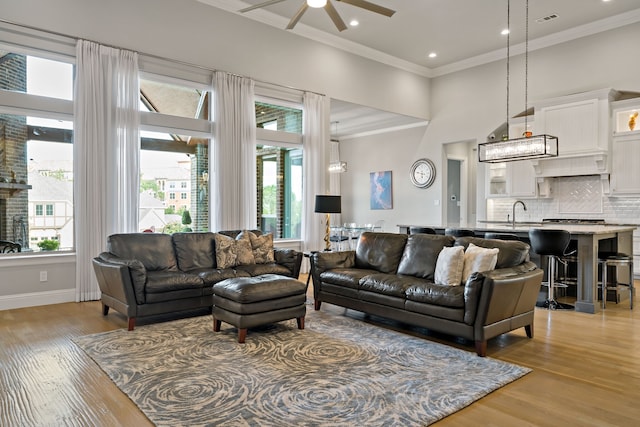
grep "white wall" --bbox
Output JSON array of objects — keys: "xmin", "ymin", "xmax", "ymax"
[
  {"xmin": 0, "ymin": 0, "xmax": 431, "ymax": 120},
  {"xmin": 339, "ymin": 22, "xmax": 640, "ymax": 230}
]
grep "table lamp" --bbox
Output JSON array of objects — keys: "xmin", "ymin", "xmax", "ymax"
[{"xmin": 314, "ymin": 195, "xmax": 341, "ymax": 251}]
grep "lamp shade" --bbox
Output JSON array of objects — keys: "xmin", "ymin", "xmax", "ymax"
[{"xmin": 314, "ymin": 195, "xmax": 341, "ymax": 213}]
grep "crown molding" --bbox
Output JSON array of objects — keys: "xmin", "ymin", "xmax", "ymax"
[
  {"xmin": 202, "ymin": 2, "xmax": 640, "ymax": 79},
  {"xmin": 431, "ymin": 8, "xmax": 640, "ymax": 77}
]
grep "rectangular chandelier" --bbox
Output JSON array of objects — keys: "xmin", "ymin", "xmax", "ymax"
[
  {"xmin": 478, "ymin": 134, "xmax": 559, "ymax": 163},
  {"xmin": 328, "ymin": 161, "xmax": 347, "ymax": 173}
]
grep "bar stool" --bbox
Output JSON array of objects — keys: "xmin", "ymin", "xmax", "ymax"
[
  {"xmin": 528, "ymin": 228, "xmax": 574, "ymax": 310},
  {"xmin": 409, "ymin": 226, "xmax": 436, "ymax": 235},
  {"xmin": 444, "ymin": 228, "xmax": 475, "ymax": 237},
  {"xmin": 484, "ymin": 232, "xmax": 519, "ymax": 241},
  {"xmin": 598, "ymin": 252, "xmax": 634, "ymax": 309}
]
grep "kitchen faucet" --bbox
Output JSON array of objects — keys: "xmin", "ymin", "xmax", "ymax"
[{"xmin": 512, "ymin": 200, "xmax": 527, "ymax": 228}]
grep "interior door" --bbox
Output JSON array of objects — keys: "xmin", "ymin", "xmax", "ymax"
[{"xmin": 447, "ymin": 159, "xmax": 461, "ymax": 225}]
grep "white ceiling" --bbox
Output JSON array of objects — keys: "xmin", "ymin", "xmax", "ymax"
[{"xmin": 201, "ymin": 0, "xmax": 640, "ymax": 138}]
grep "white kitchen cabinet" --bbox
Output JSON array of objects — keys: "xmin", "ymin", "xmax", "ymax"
[
  {"xmin": 534, "ymin": 89, "xmax": 612, "ymax": 157},
  {"xmin": 610, "ymin": 133, "xmax": 640, "ymax": 195},
  {"xmin": 486, "ymin": 160, "xmax": 536, "ymax": 198},
  {"xmin": 609, "ymin": 100, "xmax": 640, "ymax": 196}
]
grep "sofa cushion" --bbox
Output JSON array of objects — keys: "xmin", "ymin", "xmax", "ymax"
[
  {"xmin": 359, "ymin": 273, "xmax": 418, "ymax": 298},
  {"xmin": 455, "ymin": 237, "xmax": 529, "ymax": 269},
  {"xmin": 355, "ymin": 232, "xmax": 408, "ymax": 274},
  {"xmin": 248, "ymin": 231, "xmax": 275, "ymax": 264},
  {"xmin": 320, "ymin": 268, "xmax": 378, "ymax": 290},
  {"xmin": 397, "ymin": 234, "xmax": 455, "ymax": 279},
  {"xmin": 462, "ymin": 243, "xmax": 499, "ymax": 283},
  {"xmin": 405, "ymin": 281, "xmax": 466, "ymax": 308},
  {"xmin": 108, "ymin": 233, "xmax": 178, "ymax": 272},
  {"xmin": 434, "ymin": 246, "xmax": 465, "ymax": 286},
  {"xmin": 172, "ymin": 232, "xmax": 217, "ymax": 271},
  {"xmin": 145, "ymin": 271, "xmax": 205, "ymax": 303},
  {"xmin": 235, "ymin": 263, "xmax": 292, "ymax": 277},
  {"xmin": 214, "ymin": 232, "xmax": 255, "ymax": 268}
]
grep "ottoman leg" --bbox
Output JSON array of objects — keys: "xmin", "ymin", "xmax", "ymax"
[
  {"xmin": 213, "ymin": 317, "xmax": 221, "ymax": 332},
  {"xmin": 297, "ymin": 316, "xmax": 305, "ymax": 330},
  {"xmin": 238, "ymin": 328, "xmax": 247, "ymax": 343}
]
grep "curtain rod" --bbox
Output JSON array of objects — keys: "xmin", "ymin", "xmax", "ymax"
[{"xmin": 0, "ymin": 18, "xmax": 326, "ymax": 98}]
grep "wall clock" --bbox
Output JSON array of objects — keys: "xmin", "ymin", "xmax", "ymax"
[{"xmin": 410, "ymin": 158, "xmax": 436, "ymax": 188}]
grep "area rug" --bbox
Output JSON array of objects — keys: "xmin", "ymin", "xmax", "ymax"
[{"xmin": 73, "ymin": 307, "xmax": 530, "ymax": 426}]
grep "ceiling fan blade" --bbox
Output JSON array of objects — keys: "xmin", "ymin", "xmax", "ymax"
[
  {"xmin": 336, "ymin": 0, "xmax": 395, "ymax": 17},
  {"xmin": 286, "ymin": 3, "xmax": 309, "ymax": 29},
  {"xmin": 325, "ymin": 0, "xmax": 348, "ymax": 32},
  {"xmin": 239, "ymin": 0, "xmax": 288, "ymax": 13}
]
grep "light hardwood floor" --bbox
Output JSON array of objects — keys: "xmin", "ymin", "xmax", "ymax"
[{"xmin": 1, "ymin": 276, "xmax": 639, "ymax": 426}]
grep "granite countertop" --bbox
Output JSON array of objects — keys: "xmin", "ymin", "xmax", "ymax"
[{"xmin": 398, "ymin": 223, "xmax": 637, "ymax": 235}]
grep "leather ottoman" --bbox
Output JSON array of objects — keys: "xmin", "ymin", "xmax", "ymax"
[{"xmin": 212, "ymin": 274, "xmax": 307, "ymax": 343}]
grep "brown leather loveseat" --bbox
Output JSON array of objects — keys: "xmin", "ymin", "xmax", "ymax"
[
  {"xmin": 310, "ymin": 232, "xmax": 543, "ymax": 356},
  {"xmin": 92, "ymin": 231, "xmax": 302, "ymax": 330}
]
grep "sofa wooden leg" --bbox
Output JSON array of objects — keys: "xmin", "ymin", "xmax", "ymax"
[
  {"xmin": 314, "ymin": 300, "xmax": 322, "ymax": 310},
  {"xmin": 296, "ymin": 316, "xmax": 305, "ymax": 330},
  {"xmin": 101, "ymin": 303, "xmax": 109, "ymax": 316},
  {"xmin": 127, "ymin": 317, "xmax": 136, "ymax": 331},
  {"xmin": 525, "ymin": 324, "xmax": 533, "ymax": 338},
  {"xmin": 213, "ymin": 318, "xmax": 221, "ymax": 332},
  {"xmin": 238, "ymin": 328, "xmax": 247, "ymax": 343},
  {"xmin": 475, "ymin": 340, "xmax": 487, "ymax": 357}
]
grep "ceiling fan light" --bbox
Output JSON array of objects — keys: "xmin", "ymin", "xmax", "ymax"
[{"xmin": 307, "ymin": 0, "xmax": 327, "ymax": 8}]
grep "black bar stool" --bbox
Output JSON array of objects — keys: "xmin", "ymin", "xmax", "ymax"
[
  {"xmin": 598, "ymin": 252, "xmax": 634, "ymax": 309},
  {"xmin": 484, "ymin": 232, "xmax": 519, "ymax": 241},
  {"xmin": 528, "ymin": 228, "xmax": 574, "ymax": 310},
  {"xmin": 409, "ymin": 226, "xmax": 436, "ymax": 235},
  {"xmin": 444, "ymin": 228, "xmax": 475, "ymax": 237}
]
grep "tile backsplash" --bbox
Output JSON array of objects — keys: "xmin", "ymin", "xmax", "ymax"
[{"xmin": 487, "ymin": 175, "xmax": 640, "ymax": 225}]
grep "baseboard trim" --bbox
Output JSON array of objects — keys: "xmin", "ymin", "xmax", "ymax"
[{"xmin": 0, "ymin": 289, "xmax": 76, "ymax": 311}]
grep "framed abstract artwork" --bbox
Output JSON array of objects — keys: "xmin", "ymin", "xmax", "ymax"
[{"xmin": 370, "ymin": 170, "xmax": 393, "ymax": 210}]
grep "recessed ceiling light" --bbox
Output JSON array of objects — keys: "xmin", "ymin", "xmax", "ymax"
[
  {"xmin": 349, "ymin": 19, "xmax": 359, "ymax": 26},
  {"xmin": 501, "ymin": 28, "xmax": 510, "ymax": 35},
  {"xmin": 428, "ymin": 52, "xmax": 437, "ymax": 58}
]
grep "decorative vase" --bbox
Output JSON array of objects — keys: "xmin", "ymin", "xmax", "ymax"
[{"xmin": 629, "ymin": 112, "xmax": 638, "ymax": 131}]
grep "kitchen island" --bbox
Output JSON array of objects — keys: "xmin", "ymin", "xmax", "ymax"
[{"xmin": 398, "ymin": 223, "xmax": 636, "ymax": 314}]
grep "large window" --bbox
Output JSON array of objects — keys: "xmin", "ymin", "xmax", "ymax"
[
  {"xmin": 138, "ymin": 73, "xmax": 211, "ymax": 234},
  {"xmin": 0, "ymin": 51, "xmax": 74, "ymax": 253},
  {"xmin": 255, "ymin": 100, "xmax": 303, "ymax": 240}
]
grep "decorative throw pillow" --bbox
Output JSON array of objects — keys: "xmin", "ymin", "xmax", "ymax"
[
  {"xmin": 434, "ymin": 246, "xmax": 465, "ymax": 286},
  {"xmin": 462, "ymin": 243, "xmax": 499, "ymax": 284},
  {"xmin": 214, "ymin": 232, "xmax": 255, "ymax": 269},
  {"xmin": 249, "ymin": 232, "xmax": 275, "ymax": 264}
]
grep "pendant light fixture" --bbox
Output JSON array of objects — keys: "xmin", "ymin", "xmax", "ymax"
[
  {"xmin": 329, "ymin": 121, "xmax": 347, "ymax": 173},
  {"xmin": 478, "ymin": 0, "xmax": 558, "ymax": 163}
]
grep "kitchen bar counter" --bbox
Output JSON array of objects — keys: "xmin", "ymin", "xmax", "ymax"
[{"xmin": 398, "ymin": 223, "xmax": 636, "ymax": 314}]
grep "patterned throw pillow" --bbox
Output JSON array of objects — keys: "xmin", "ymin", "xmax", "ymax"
[
  {"xmin": 462, "ymin": 243, "xmax": 499, "ymax": 284},
  {"xmin": 214, "ymin": 232, "xmax": 255, "ymax": 269},
  {"xmin": 434, "ymin": 246, "xmax": 465, "ymax": 286},
  {"xmin": 249, "ymin": 232, "xmax": 275, "ymax": 264}
]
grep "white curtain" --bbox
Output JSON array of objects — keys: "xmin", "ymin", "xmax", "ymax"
[
  {"xmin": 302, "ymin": 92, "xmax": 329, "ymax": 261},
  {"xmin": 211, "ymin": 72, "xmax": 256, "ymax": 231},
  {"xmin": 74, "ymin": 40, "xmax": 140, "ymax": 301}
]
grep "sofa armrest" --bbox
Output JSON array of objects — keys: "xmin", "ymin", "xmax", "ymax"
[
  {"xmin": 473, "ymin": 263, "xmax": 543, "ymax": 327},
  {"xmin": 92, "ymin": 256, "xmax": 141, "ymax": 312},
  {"xmin": 95, "ymin": 252, "xmax": 147, "ymax": 304},
  {"xmin": 274, "ymin": 248, "xmax": 303, "ymax": 278}
]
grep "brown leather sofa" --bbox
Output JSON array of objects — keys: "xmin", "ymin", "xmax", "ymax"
[
  {"xmin": 92, "ymin": 231, "xmax": 302, "ymax": 330},
  {"xmin": 310, "ymin": 232, "xmax": 543, "ymax": 356}
]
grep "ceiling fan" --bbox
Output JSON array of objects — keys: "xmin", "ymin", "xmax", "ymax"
[{"xmin": 239, "ymin": 0, "xmax": 395, "ymax": 32}]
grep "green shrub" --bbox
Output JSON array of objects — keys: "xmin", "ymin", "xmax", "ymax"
[{"xmin": 38, "ymin": 239, "xmax": 60, "ymax": 251}]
